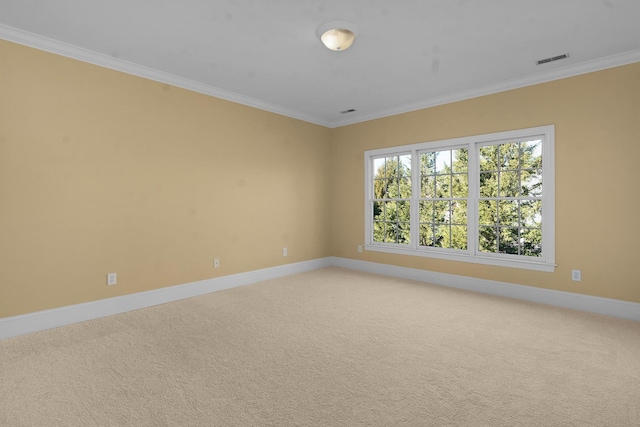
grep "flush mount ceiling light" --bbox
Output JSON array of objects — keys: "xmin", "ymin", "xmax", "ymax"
[{"xmin": 317, "ymin": 21, "xmax": 358, "ymax": 51}]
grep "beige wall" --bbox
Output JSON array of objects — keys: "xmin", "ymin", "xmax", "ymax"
[
  {"xmin": 1, "ymin": 38, "xmax": 639, "ymax": 319},
  {"xmin": 0, "ymin": 40, "xmax": 331, "ymax": 318},
  {"xmin": 330, "ymin": 61, "xmax": 640, "ymax": 303}
]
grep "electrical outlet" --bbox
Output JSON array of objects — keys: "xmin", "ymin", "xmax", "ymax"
[
  {"xmin": 283, "ymin": 248, "xmax": 288, "ymax": 256},
  {"xmin": 571, "ymin": 270, "xmax": 582, "ymax": 282},
  {"xmin": 107, "ymin": 273, "xmax": 117, "ymax": 286},
  {"xmin": 358, "ymin": 245, "xmax": 363, "ymax": 253},
  {"xmin": 214, "ymin": 258, "xmax": 220, "ymax": 268}
]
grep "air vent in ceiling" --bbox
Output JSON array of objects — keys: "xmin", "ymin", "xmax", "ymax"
[
  {"xmin": 536, "ymin": 53, "xmax": 569, "ymax": 65},
  {"xmin": 340, "ymin": 108, "xmax": 357, "ymax": 114}
]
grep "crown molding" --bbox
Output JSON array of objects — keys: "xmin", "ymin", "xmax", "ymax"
[
  {"xmin": 0, "ymin": 24, "xmax": 331, "ymax": 127},
  {"xmin": 1, "ymin": 23, "xmax": 638, "ymax": 129},
  {"xmin": 330, "ymin": 49, "xmax": 640, "ymax": 128}
]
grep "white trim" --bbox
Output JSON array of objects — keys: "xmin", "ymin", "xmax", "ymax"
[
  {"xmin": 1, "ymin": 24, "xmax": 638, "ymax": 129},
  {"xmin": 363, "ymin": 244, "xmax": 556, "ymax": 272},
  {"xmin": 0, "ymin": 258, "xmax": 331, "ymax": 340},
  {"xmin": 0, "ymin": 24, "xmax": 331, "ymax": 128},
  {"xmin": 330, "ymin": 257, "xmax": 640, "ymax": 322},
  {"xmin": 331, "ymin": 49, "xmax": 640, "ymax": 128},
  {"xmin": 2, "ymin": 256, "xmax": 638, "ymax": 340},
  {"xmin": 364, "ymin": 125, "xmax": 555, "ymax": 272}
]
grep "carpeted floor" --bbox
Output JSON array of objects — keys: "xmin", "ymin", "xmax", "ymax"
[{"xmin": 1, "ymin": 267, "xmax": 639, "ymax": 426}]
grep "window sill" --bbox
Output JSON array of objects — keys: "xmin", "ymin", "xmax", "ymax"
[{"xmin": 364, "ymin": 244, "xmax": 556, "ymax": 272}]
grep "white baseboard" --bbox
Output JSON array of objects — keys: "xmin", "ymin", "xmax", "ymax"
[
  {"xmin": 0, "ymin": 258, "xmax": 332, "ymax": 340},
  {"xmin": 330, "ymin": 257, "xmax": 640, "ymax": 322},
  {"xmin": 2, "ymin": 256, "xmax": 638, "ymax": 340}
]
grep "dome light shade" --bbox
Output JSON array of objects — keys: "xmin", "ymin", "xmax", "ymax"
[
  {"xmin": 320, "ymin": 28, "xmax": 355, "ymax": 51},
  {"xmin": 317, "ymin": 21, "xmax": 359, "ymax": 52}
]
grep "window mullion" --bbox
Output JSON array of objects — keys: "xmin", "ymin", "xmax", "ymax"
[
  {"xmin": 468, "ymin": 142, "xmax": 479, "ymax": 256},
  {"xmin": 410, "ymin": 149, "xmax": 420, "ymax": 249},
  {"xmin": 364, "ymin": 153, "xmax": 372, "ymax": 245}
]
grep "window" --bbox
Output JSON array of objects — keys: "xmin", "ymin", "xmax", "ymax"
[
  {"xmin": 364, "ymin": 125, "xmax": 555, "ymax": 272},
  {"xmin": 372, "ymin": 154, "xmax": 412, "ymax": 244}
]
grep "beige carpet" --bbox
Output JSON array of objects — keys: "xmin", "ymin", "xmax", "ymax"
[{"xmin": 1, "ymin": 267, "xmax": 639, "ymax": 426}]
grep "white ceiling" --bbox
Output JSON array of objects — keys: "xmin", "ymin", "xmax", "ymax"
[{"xmin": 1, "ymin": 0, "xmax": 639, "ymax": 128}]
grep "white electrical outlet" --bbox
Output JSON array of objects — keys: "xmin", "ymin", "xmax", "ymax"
[
  {"xmin": 107, "ymin": 273, "xmax": 117, "ymax": 286},
  {"xmin": 283, "ymin": 248, "xmax": 288, "ymax": 256},
  {"xmin": 214, "ymin": 258, "xmax": 220, "ymax": 268},
  {"xmin": 358, "ymin": 245, "xmax": 363, "ymax": 253},
  {"xmin": 571, "ymin": 270, "xmax": 582, "ymax": 282}
]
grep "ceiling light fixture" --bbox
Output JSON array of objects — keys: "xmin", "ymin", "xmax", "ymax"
[{"xmin": 317, "ymin": 21, "xmax": 358, "ymax": 51}]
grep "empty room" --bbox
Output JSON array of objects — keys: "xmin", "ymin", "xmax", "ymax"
[{"xmin": 1, "ymin": 1, "xmax": 639, "ymax": 426}]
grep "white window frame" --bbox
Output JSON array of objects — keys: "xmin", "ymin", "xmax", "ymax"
[{"xmin": 364, "ymin": 125, "xmax": 555, "ymax": 272}]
